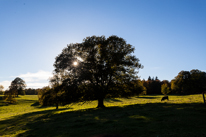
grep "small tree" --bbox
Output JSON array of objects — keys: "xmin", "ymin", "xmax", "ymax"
[
  {"xmin": 0, "ymin": 85, "xmax": 4, "ymax": 95},
  {"xmin": 37, "ymin": 86, "xmax": 51, "ymax": 105},
  {"xmin": 3, "ymin": 89, "xmax": 17, "ymax": 104},
  {"xmin": 0, "ymin": 85, "xmax": 4, "ymax": 91},
  {"xmin": 9, "ymin": 77, "xmax": 26, "ymax": 97},
  {"xmin": 161, "ymin": 83, "xmax": 170, "ymax": 95},
  {"xmin": 3, "ymin": 77, "xmax": 26, "ymax": 103},
  {"xmin": 202, "ymin": 91, "xmax": 206, "ymax": 104},
  {"xmin": 49, "ymin": 74, "xmax": 64, "ymax": 109}
]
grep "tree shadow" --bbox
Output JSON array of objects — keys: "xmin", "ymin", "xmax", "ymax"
[
  {"xmin": 1, "ymin": 102, "xmax": 206, "ymax": 137},
  {"xmin": 18, "ymin": 99, "xmax": 36, "ymax": 102},
  {"xmin": 31, "ymin": 101, "xmax": 40, "ymax": 106},
  {"xmin": 0, "ymin": 96, "xmax": 5, "ymax": 106},
  {"xmin": 30, "ymin": 102, "xmax": 74, "ymax": 109},
  {"xmin": 0, "ymin": 100, "xmax": 33, "ymax": 107},
  {"xmin": 0, "ymin": 96, "xmax": 10, "ymax": 106},
  {"xmin": 15, "ymin": 96, "xmax": 22, "ymax": 98},
  {"xmin": 0, "ymin": 108, "xmax": 72, "ymax": 136},
  {"xmin": 105, "ymin": 98, "xmax": 122, "ymax": 102},
  {"xmin": 136, "ymin": 96, "xmax": 159, "ymax": 99},
  {"xmin": 168, "ymin": 94, "xmax": 190, "ymax": 96},
  {"xmin": 0, "ymin": 104, "xmax": 7, "ymax": 106}
]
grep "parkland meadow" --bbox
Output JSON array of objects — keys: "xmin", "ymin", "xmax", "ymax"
[{"xmin": 0, "ymin": 94, "xmax": 206, "ymax": 137}]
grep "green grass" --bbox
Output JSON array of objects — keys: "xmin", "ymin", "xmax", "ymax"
[{"xmin": 0, "ymin": 94, "xmax": 206, "ymax": 137}]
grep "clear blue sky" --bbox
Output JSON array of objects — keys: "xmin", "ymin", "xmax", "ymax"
[{"xmin": 0, "ymin": 0, "xmax": 206, "ymax": 90}]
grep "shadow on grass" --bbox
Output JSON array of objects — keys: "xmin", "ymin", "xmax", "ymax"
[
  {"xmin": 0, "ymin": 104, "xmax": 7, "ymax": 106},
  {"xmin": 0, "ymin": 108, "xmax": 72, "ymax": 136},
  {"xmin": 15, "ymin": 96, "xmax": 23, "ymax": 98},
  {"xmin": 105, "ymin": 98, "xmax": 122, "ymax": 102},
  {"xmin": 1, "ymin": 102, "xmax": 206, "ymax": 137},
  {"xmin": 18, "ymin": 99, "xmax": 37, "ymax": 103},
  {"xmin": 0, "ymin": 96, "xmax": 13, "ymax": 106},
  {"xmin": 31, "ymin": 101, "xmax": 40, "ymax": 106},
  {"xmin": 0, "ymin": 100, "xmax": 32, "ymax": 107},
  {"xmin": 30, "ymin": 102, "xmax": 71, "ymax": 109},
  {"xmin": 136, "ymin": 96, "xmax": 160, "ymax": 99},
  {"xmin": 0, "ymin": 96, "xmax": 5, "ymax": 106}
]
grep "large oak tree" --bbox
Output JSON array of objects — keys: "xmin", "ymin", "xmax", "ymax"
[{"xmin": 53, "ymin": 35, "xmax": 143, "ymax": 108}]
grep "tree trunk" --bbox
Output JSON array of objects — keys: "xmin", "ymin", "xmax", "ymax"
[
  {"xmin": 55, "ymin": 92, "xmax": 58, "ymax": 109},
  {"xmin": 56, "ymin": 102, "xmax": 58, "ymax": 109},
  {"xmin": 202, "ymin": 92, "xmax": 206, "ymax": 104},
  {"xmin": 97, "ymin": 97, "xmax": 105, "ymax": 108},
  {"xmin": 16, "ymin": 90, "xmax": 18, "ymax": 97},
  {"xmin": 95, "ymin": 85, "xmax": 106, "ymax": 108}
]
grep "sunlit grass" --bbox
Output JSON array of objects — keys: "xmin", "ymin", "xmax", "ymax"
[
  {"xmin": 0, "ymin": 94, "xmax": 205, "ymax": 137},
  {"xmin": 0, "ymin": 94, "xmax": 203, "ymax": 120},
  {"xmin": 0, "ymin": 95, "xmax": 52, "ymax": 120}
]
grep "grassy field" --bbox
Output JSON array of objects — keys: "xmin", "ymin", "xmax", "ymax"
[{"xmin": 0, "ymin": 94, "xmax": 206, "ymax": 137}]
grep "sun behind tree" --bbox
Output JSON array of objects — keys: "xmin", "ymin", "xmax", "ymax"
[
  {"xmin": 53, "ymin": 35, "xmax": 143, "ymax": 108},
  {"xmin": 73, "ymin": 61, "xmax": 78, "ymax": 66}
]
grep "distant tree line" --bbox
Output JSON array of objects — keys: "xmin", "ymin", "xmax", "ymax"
[
  {"xmin": 142, "ymin": 76, "xmax": 171, "ymax": 95},
  {"xmin": 24, "ymin": 88, "xmax": 38, "ymax": 95},
  {"xmin": 142, "ymin": 69, "xmax": 206, "ymax": 95},
  {"xmin": 2, "ymin": 88, "xmax": 39, "ymax": 95},
  {"xmin": 171, "ymin": 69, "xmax": 206, "ymax": 94}
]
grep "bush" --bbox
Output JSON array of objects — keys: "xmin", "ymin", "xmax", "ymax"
[
  {"xmin": 161, "ymin": 83, "xmax": 170, "ymax": 95},
  {"xmin": 0, "ymin": 91, "xmax": 4, "ymax": 95},
  {"xmin": 3, "ymin": 90, "xmax": 17, "ymax": 104}
]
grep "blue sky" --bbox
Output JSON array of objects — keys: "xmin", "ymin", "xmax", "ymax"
[{"xmin": 0, "ymin": 0, "xmax": 206, "ymax": 90}]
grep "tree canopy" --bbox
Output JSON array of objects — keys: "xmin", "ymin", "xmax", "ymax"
[
  {"xmin": 3, "ymin": 77, "xmax": 26, "ymax": 103},
  {"xmin": 171, "ymin": 69, "xmax": 206, "ymax": 94},
  {"xmin": 9, "ymin": 77, "xmax": 26, "ymax": 97},
  {"xmin": 52, "ymin": 35, "xmax": 143, "ymax": 108},
  {"xmin": 161, "ymin": 83, "xmax": 170, "ymax": 95},
  {"xmin": 0, "ymin": 85, "xmax": 4, "ymax": 91},
  {"xmin": 0, "ymin": 85, "xmax": 4, "ymax": 95}
]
